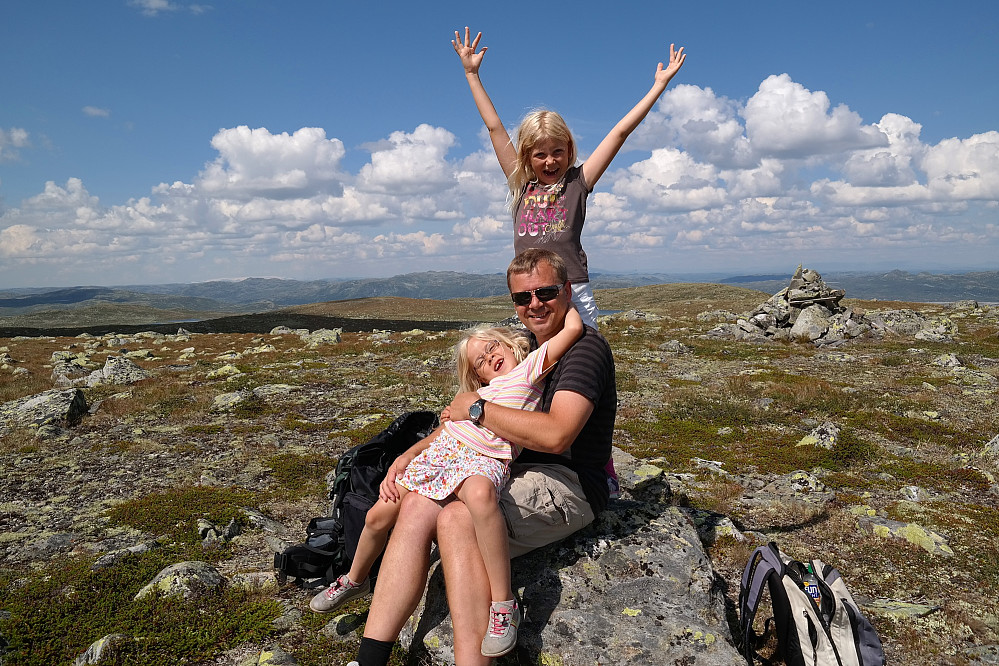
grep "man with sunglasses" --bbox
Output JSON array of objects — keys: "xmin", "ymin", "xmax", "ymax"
[{"xmin": 350, "ymin": 248, "xmax": 616, "ymax": 666}]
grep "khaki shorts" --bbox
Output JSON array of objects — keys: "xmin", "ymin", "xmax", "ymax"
[{"xmin": 499, "ymin": 462, "xmax": 596, "ymax": 558}]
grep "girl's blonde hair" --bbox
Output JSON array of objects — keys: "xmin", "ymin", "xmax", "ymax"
[
  {"xmin": 453, "ymin": 325, "xmax": 531, "ymax": 393},
  {"xmin": 508, "ymin": 110, "xmax": 578, "ymax": 212}
]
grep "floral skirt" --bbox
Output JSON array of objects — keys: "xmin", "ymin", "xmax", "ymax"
[{"xmin": 397, "ymin": 431, "xmax": 509, "ymax": 500}]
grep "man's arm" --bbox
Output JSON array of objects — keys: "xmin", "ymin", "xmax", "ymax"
[{"xmin": 449, "ymin": 389, "xmax": 593, "ymax": 455}]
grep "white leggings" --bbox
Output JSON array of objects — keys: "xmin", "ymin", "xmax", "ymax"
[{"xmin": 571, "ymin": 282, "xmax": 599, "ymax": 329}]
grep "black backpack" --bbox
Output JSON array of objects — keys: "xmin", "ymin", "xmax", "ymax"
[
  {"xmin": 274, "ymin": 410, "xmax": 439, "ymax": 585},
  {"xmin": 738, "ymin": 542, "xmax": 885, "ymax": 666}
]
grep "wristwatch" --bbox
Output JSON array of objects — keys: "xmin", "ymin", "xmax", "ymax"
[{"xmin": 469, "ymin": 398, "xmax": 486, "ymax": 425}]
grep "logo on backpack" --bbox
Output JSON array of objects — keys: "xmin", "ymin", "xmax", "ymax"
[{"xmin": 739, "ymin": 542, "xmax": 885, "ymax": 666}]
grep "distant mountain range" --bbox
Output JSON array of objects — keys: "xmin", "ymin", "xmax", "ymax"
[{"xmin": 1, "ymin": 269, "xmax": 997, "ymax": 320}]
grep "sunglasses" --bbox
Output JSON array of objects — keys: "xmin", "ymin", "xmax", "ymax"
[{"xmin": 510, "ymin": 283, "xmax": 563, "ymax": 306}]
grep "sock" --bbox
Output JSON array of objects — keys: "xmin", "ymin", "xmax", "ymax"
[{"xmin": 356, "ymin": 637, "xmax": 394, "ymax": 666}]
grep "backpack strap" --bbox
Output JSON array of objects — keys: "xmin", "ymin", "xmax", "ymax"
[{"xmin": 739, "ymin": 542, "xmax": 786, "ymax": 664}]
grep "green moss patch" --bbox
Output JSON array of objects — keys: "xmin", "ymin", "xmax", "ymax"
[
  {"xmin": 106, "ymin": 485, "xmax": 256, "ymax": 546},
  {"xmin": 266, "ymin": 452, "xmax": 334, "ymax": 499},
  {"xmin": 0, "ymin": 551, "xmax": 279, "ymax": 666}
]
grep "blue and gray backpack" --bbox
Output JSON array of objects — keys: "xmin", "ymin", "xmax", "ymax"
[{"xmin": 738, "ymin": 542, "xmax": 885, "ymax": 666}]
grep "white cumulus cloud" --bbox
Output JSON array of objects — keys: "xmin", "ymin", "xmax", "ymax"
[{"xmin": 0, "ymin": 127, "xmax": 30, "ymax": 162}]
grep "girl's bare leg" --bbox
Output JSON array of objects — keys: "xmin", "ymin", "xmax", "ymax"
[
  {"xmin": 347, "ymin": 485, "xmax": 408, "ymax": 583},
  {"xmin": 455, "ymin": 475, "xmax": 512, "ymax": 602}
]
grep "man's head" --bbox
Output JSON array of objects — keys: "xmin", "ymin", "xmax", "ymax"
[{"xmin": 507, "ymin": 249, "xmax": 571, "ymax": 343}]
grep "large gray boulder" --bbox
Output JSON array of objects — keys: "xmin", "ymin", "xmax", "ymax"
[
  {"xmin": 86, "ymin": 355, "xmax": 151, "ymax": 386},
  {"xmin": 398, "ymin": 450, "xmax": 744, "ymax": 666},
  {"xmin": 0, "ymin": 388, "xmax": 89, "ymax": 435}
]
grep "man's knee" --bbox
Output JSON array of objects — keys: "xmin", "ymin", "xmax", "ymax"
[
  {"xmin": 391, "ymin": 492, "xmax": 440, "ymax": 538},
  {"xmin": 437, "ymin": 500, "xmax": 475, "ymax": 546}
]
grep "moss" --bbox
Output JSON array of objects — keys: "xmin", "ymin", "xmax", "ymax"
[
  {"xmin": 105, "ymin": 485, "xmax": 256, "ymax": 545},
  {"xmin": 336, "ymin": 415, "xmax": 395, "ymax": 448},
  {"xmin": 230, "ymin": 394, "xmax": 276, "ymax": 419},
  {"xmin": 879, "ymin": 457, "xmax": 992, "ymax": 493},
  {"xmin": 879, "ymin": 354, "xmax": 907, "ymax": 367},
  {"xmin": 854, "ymin": 412, "xmax": 987, "ymax": 452},
  {"xmin": 288, "ymin": 631, "xmax": 409, "ymax": 666},
  {"xmin": 615, "ymin": 370, "xmax": 638, "ymax": 392},
  {"xmin": 280, "ymin": 414, "xmax": 336, "ymax": 433},
  {"xmin": 184, "ymin": 424, "xmax": 224, "ymax": 435},
  {"xmin": 0, "ymin": 551, "xmax": 279, "ymax": 666},
  {"xmin": 266, "ymin": 452, "xmax": 334, "ymax": 499}
]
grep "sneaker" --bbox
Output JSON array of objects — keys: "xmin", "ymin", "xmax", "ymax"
[
  {"xmin": 308, "ymin": 574, "xmax": 371, "ymax": 614},
  {"xmin": 480, "ymin": 600, "xmax": 520, "ymax": 657}
]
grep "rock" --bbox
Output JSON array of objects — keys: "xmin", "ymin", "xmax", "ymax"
[
  {"xmin": 399, "ymin": 449, "xmax": 744, "ymax": 666},
  {"xmin": 73, "ymin": 634, "xmax": 133, "ymax": 665},
  {"xmin": 300, "ymin": 328, "xmax": 342, "ymax": 348},
  {"xmin": 212, "ymin": 390, "xmax": 253, "ymax": 412},
  {"xmin": 709, "ymin": 266, "xmax": 868, "ymax": 346},
  {"xmin": 603, "ymin": 309, "xmax": 663, "ymax": 323},
  {"xmin": 0, "ymin": 388, "xmax": 89, "ymax": 434},
  {"xmin": 207, "ymin": 364, "xmax": 244, "ymax": 379},
  {"xmin": 796, "ymin": 421, "xmax": 841, "ymax": 449},
  {"xmin": 857, "ymin": 516, "xmax": 954, "ymax": 556},
  {"xmin": 863, "ymin": 598, "xmax": 941, "ymax": 619},
  {"xmin": 789, "ymin": 304, "xmax": 830, "ymax": 341},
  {"xmin": 240, "ymin": 644, "xmax": 299, "ymax": 665},
  {"xmin": 134, "ymin": 561, "xmax": 225, "ymax": 600},
  {"xmin": 753, "ymin": 471, "xmax": 832, "ymax": 505},
  {"xmin": 87, "ymin": 356, "xmax": 151, "ymax": 386},
  {"xmin": 658, "ymin": 339, "xmax": 692, "ymax": 355}
]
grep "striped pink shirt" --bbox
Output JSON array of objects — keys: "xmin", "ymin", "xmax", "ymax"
[{"xmin": 443, "ymin": 341, "xmax": 550, "ymax": 460}]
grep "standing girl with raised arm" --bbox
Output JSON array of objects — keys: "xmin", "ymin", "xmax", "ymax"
[
  {"xmin": 312, "ymin": 306, "xmax": 584, "ymax": 658},
  {"xmin": 452, "ymin": 27, "xmax": 686, "ymax": 330}
]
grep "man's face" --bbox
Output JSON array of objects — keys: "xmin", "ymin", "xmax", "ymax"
[{"xmin": 509, "ymin": 263, "xmax": 570, "ymax": 343}]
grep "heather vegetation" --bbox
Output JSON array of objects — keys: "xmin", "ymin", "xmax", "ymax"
[{"xmin": 0, "ymin": 283, "xmax": 997, "ymax": 665}]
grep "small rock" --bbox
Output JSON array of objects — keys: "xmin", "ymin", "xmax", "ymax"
[{"xmin": 134, "ymin": 561, "xmax": 225, "ymax": 600}]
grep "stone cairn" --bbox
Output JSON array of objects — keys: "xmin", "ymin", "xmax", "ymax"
[{"xmin": 707, "ymin": 265, "xmax": 869, "ymax": 345}]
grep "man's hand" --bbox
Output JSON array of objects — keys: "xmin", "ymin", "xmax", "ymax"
[{"xmin": 447, "ymin": 391, "xmax": 481, "ymax": 422}]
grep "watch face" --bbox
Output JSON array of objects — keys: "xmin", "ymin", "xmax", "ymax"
[{"xmin": 470, "ymin": 400, "xmax": 484, "ymax": 422}]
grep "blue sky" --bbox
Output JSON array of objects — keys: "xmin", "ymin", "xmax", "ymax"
[{"xmin": 1, "ymin": 1, "xmax": 997, "ymax": 289}]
